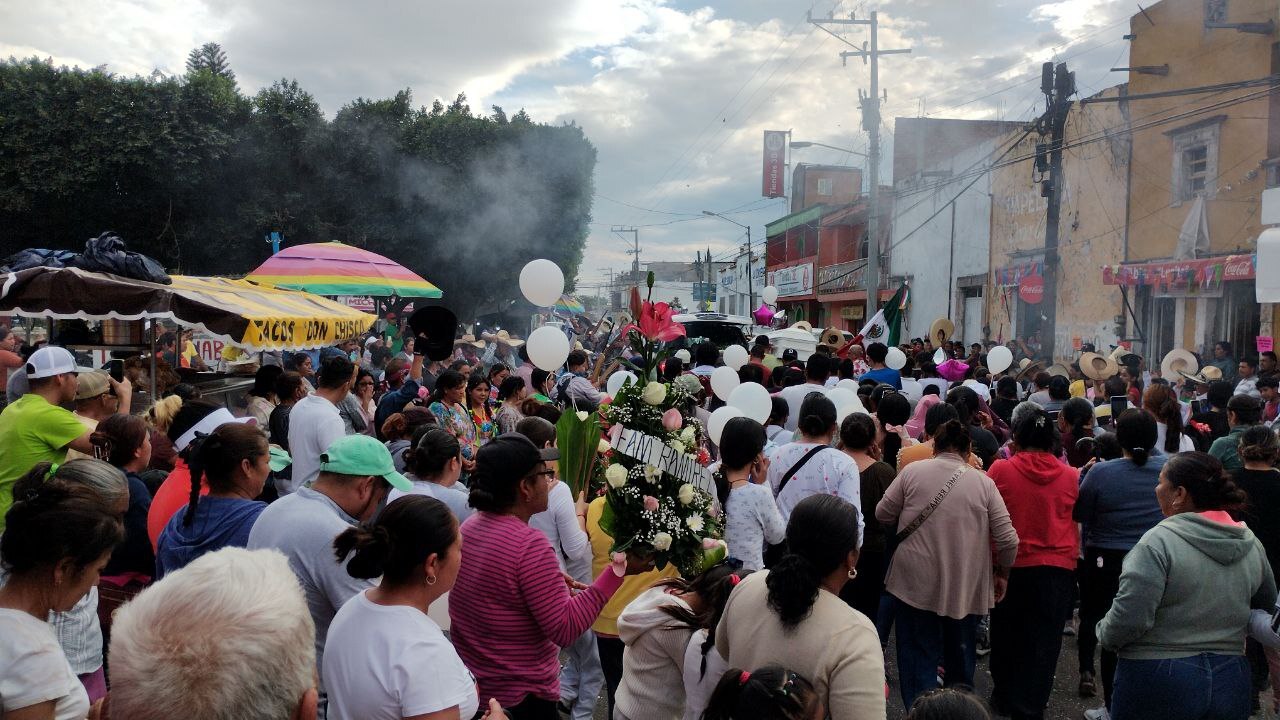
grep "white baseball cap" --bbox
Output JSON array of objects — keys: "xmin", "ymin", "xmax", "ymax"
[{"xmin": 25, "ymin": 346, "xmax": 78, "ymax": 379}]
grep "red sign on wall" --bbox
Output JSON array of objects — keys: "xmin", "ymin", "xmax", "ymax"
[
  {"xmin": 762, "ymin": 130, "xmax": 787, "ymax": 198},
  {"xmin": 1018, "ymin": 273, "xmax": 1044, "ymax": 305}
]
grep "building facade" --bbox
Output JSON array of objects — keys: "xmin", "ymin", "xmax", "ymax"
[{"xmin": 1104, "ymin": 0, "xmax": 1277, "ymax": 364}]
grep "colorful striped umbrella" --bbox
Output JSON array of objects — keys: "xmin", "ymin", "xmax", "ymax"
[
  {"xmin": 246, "ymin": 242, "xmax": 442, "ymax": 298},
  {"xmin": 555, "ymin": 294, "xmax": 585, "ymax": 314}
]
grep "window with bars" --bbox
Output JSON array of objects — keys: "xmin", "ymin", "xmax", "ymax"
[
  {"xmin": 817, "ymin": 178, "xmax": 833, "ymax": 196},
  {"xmin": 1181, "ymin": 145, "xmax": 1209, "ymax": 200}
]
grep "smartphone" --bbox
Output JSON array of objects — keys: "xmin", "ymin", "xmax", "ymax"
[
  {"xmin": 1110, "ymin": 395, "xmax": 1128, "ymax": 421},
  {"xmin": 1191, "ymin": 399, "xmax": 1204, "ymax": 415},
  {"xmin": 108, "ymin": 359, "xmax": 124, "ymax": 383}
]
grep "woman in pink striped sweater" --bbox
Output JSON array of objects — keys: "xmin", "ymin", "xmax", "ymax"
[{"xmin": 449, "ymin": 433, "xmax": 651, "ymax": 720}]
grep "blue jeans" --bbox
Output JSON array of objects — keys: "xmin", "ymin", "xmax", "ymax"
[
  {"xmin": 1111, "ymin": 654, "xmax": 1251, "ymax": 720},
  {"xmin": 892, "ymin": 596, "xmax": 980, "ymax": 709}
]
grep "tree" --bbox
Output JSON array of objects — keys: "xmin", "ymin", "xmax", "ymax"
[
  {"xmin": 0, "ymin": 54, "xmax": 597, "ymax": 326},
  {"xmin": 186, "ymin": 43, "xmax": 236, "ymax": 86}
]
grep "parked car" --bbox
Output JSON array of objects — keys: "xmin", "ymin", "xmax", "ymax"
[{"xmin": 666, "ymin": 312, "xmax": 751, "ymax": 351}]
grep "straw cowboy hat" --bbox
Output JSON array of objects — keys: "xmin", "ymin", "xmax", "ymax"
[
  {"xmin": 1161, "ymin": 348, "xmax": 1198, "ymax": 381},
  {"xmin": 454, "ymin": 333, "xmax": 485, "ymax": 349},
  {"xmin": 1079, "ymin": 351, "xmax": 1119, "ymax": 381},
  {"xmin": 493, "ymin": 330, "xmax": 523, "ymax": 347},
  {"xmin": 1180, "ymin": 365, "xmax": 1223, "ymax": 386},
  {"xmin": 790, "ymin": 321, "xmax": 814, "ymax": 333},
  {"xmin": 819, "ymin": 327, "xmax": 844, "ymax": 348},
  {"xmin": 1015, "ymin": 358, "xmax": 1044, "ymax": 380},
  {"xmin": 1046, "ymin": 363, "xmax": 1072, "ymax": 379},
  {"xmin": 1110, "ymin": 345, "xmax": 1140, "ymax": 367},
  {"xmin": 929, "ymin": 318, "xmax": 955, "ymax": 345}
]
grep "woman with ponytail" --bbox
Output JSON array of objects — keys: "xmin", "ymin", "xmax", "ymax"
[
  {"xmin": 1100, "ymin": 452, "xmax": 1277, "ymax": 720},
  {"xmin": 877, "ymin": 419, "xmax": 1019, "ymax": 709},
  {"xmin": 702, "ymin": 665, "xmax": 822, "ymax": 720},
  {"xmin": 323, "ymin": 494, "xmax": 502, "ymax": 720},
  {"xmin": 0, "ymin": 461, "xmax": 124, "ymax": 720},
  {"xmin": 614, "ymin": 563, "xmax": 745, "ymax": 720},
  {"xmin": 717, "ymin": 495, "xmax": 886, "ymax": 718},
  {"xmin": 1059, "ymin": 397, "xmax": 1096, "ymax": 467},
  {"xmin": 392, "ymin": 426, "xmax": 473, "ymax": 522},
  {"xmin": 1143, "ymin": 384, "xmax": 1196, "ymax": 455},
  {"xmin": 1074, "ymin": 408, "xmax": 1165, "ymax": 712},
  {"xmin": 91, "ymin": 414, "xmax": 155, "ymax": 577},
  {"xmin": 154, "ymin": 422, "xmax": 270, "ymax": 578},
  {"xmin": 986, "ymin": 409, "xmax": 1080, "ymax": 719},
  {"xmin": 681, "ymin": 565, "xmax": 756, "ymax": 720},
  {"xmin": 715, "ymin": 416, "xmax": 783, "ymax": 571},
  {"xmin": 875, "ymin": 390, "xmax": 914, "ymax": 470}
]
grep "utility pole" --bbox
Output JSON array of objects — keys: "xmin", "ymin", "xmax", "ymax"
[
  {"xmin": 810, "ymin": 10, "xmax": 910, "ymax": 314},
  {"xmin": 611, "ymin": 225, "xmax": 640, "ymax": 279},
  {"xmin": 742, "ymin": 228, "xmax": 754, "ymax": 315},
  {"xmin": 705, "ymin": 246, "xmax": 713, "ymax": 312},
  {"xmin": 1035, "ymin": 61, "xmax": 1074, "ymax": 360}
]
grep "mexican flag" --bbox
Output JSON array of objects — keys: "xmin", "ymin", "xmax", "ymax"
[{"xmin": 858, "ymin": 284, "xmax": 908, "ymax": 347}]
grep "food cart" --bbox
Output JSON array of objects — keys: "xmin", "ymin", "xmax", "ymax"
[{"xmin": 0, "ymin": 267, "xmax": 375, "ymax": 410}]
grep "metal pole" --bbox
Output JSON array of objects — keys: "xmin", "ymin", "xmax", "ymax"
[
  {"xmin": 745, "ymin": 226, "xmax": 755, "ymax": 313},
  {"xmin": 865, "ymin": 10, "xmax": 881, "ymax": 314}
]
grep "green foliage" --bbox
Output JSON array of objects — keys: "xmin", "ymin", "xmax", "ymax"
[
  {"xmin": 0, "ymin": 50, "xmax": 596, "ymax": 322},
  {"xmin": 555, "ymin": 407, "xmax": 601, "ymax": 500}
]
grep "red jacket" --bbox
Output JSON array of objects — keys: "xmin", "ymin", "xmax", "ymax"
[{"xmin": 987, "ymin": 451, "xmax": 1079, "ymax": 570}]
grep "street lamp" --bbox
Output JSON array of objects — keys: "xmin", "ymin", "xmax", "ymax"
[
  {"xmin": 789, "ymin": 140, "xmax": 869, "ymax": 158},
  {"xmin": 701, "ymin": 210, "xmax": 754, "ymax": 314}
]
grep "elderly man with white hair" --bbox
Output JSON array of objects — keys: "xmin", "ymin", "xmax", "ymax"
[{"xmin": 108, "ymin": 547, "xmax": 318, "ymax": 720}]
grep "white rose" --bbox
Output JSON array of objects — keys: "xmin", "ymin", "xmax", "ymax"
[
  {"xmin": 680, "ymin": 427, "xmax": 696, "ymax": 443},
  {"xmin": 597, "ymin": 438, "xmax": 612, "ymax": 454},
  {"xmin": 685, "ymin": 514, "xmax": 705, "ymax": 532},
  {"xmin": 605, "ymin": 464, "xmax": 628, "ymax": 488},
  {"xmin": 677, "ymin": 483, "xmax": 695, "ymax": 505},
  {"xmin": 669, "ymin": 439, "xmax": 685, "ymax": 454},
  {"xmin": 576, "ymin": 410, "xmax": 589, "ymax": 421},
  {"xmin": 641, "ymin": 381, "xmax": 667, "ymax": 405},
  {"xmin": 652, "ymin": 532, "xmax": 673, "ymax": 551}
]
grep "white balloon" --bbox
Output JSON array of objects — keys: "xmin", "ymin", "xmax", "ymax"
[
  {"xmin": 762, "ymin": 286, "xmax": 779, "ymax": 305},
  {"xmin": 900, "ymin": 378, "xmax": 923, "ymax": 406},
  {"xmin": 519, "ymin": 259, "xmax": 565, "ymax": 307},
  {"xmin": 527, "ymin": 325, "xmax": 570, "ymax": 371},
  {"xmin": 710, "ymin": 366, "xmax": 741, "ymax": 402},
  {"xmin": 606, "ymin": 370, "xmax": 638, "ymax": 396},
  {"xmin": 835, "ymin": 402, "xmax": 868, "ymax": 424},
  {"xmin": 825, "ymin": 387, "xmax": 858, "ymax": 409},
  {"xmin": 933, "ymin": 347, "xmax": 947, "ymax": 365},
  {"xmin": 707, "ymin": 405, "xmax": 745, "ymax": 446},
  {"xmin": 885, "ymin": 346, "xmax": 907, "ymax": 370},
  {"xmin": 727, "ymin": 382, "xmax": 771, "ymax": 423},
  {"xmin": 836, "ymin": 378, "xmax": 860, "ymax": 392},
  {"xmin": 674, "ymin": 349, "xmax": 692, "ymax": 363},
  {"xmin": 986, "ymin": 345, "xmax": 1014, "ymax": 375},
  {"xmin": 723, "ymin": 344, "xmax": 749, "ymax": 370}
]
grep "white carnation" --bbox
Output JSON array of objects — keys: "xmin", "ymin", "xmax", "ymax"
[{"xmin": 652, "ymin": 532, "xmax": 673, "ymax": 551}]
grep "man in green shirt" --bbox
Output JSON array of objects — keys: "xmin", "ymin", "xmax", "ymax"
[
  {"xmin": 1208, "ymin": 394, "xmax": 1263, "ymax": 472},
  {"xmin": 0, "ymin": 346, "xmax": 96, "ymax": 529}
]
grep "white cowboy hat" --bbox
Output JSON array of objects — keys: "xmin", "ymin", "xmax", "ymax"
[{"xmin": 1161, "ymin": 348, "xmax": 1198, "ymax": 382}]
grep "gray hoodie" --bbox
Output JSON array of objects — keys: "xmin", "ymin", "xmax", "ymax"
[{"xmin": 1098, "ymin": 511, "xmax": 1278, "ymax": 660}]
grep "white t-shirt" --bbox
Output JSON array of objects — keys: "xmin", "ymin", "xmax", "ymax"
[
  {"xmin": 0, "ymin": 609, "xmax": 91, "ymax": 720},
  {"xmin": 389, "ymin": 480, "xmax": 473, "ymax": 524},
  {"xmin": 1154, "ymin": 422, "xmax": 1197, "ymax": 455},
  {"xmin": 778, "ymin": 382, "xmax": 829, "ymax": 432},
  {"xmin": 529, "ymin": 480, "xmax": 590, "ymax": 581},
  {"xmin": 286, "ymin": 393, "xmax": 346, "ymax": 493},
  {"xmin": 323, "ymin": 590, "xmax": 478, "ymax": 720},
  {"xmin": 724, "ymin": 482, "xmax": 786, "ymax": 571},
  {"xmin": 682, "ymin": 628, "xmax": 727, "ymax": 720},
  {"xmin": 765, "ymin": 442, "xmax": 863, "ymax": 543}
]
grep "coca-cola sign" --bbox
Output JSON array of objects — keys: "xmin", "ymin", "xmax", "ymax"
[{"xmin": 1018, "ymin": 274, "xmax": 1044, "ymax": 305}]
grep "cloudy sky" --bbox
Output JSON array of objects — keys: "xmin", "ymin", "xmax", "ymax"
[{"xmin": 1, "ymin": 0, "xmax": 1135, "ymax": 295}]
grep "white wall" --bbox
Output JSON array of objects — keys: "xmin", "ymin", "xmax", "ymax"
[
  {"xmin": 716, "ymin": 255, "xmax": 766, "ymax": 316},
  {"xmin": 889, "ymin": 137, "xmax": 999, "ymax": 342}
]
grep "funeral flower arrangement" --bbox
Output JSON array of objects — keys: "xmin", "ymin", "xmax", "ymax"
[{"xmin": 596, "ymin": 272, "xmax": 726, "ymax": 576}]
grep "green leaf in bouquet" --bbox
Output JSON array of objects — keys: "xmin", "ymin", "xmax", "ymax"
[
  {"xmin": 555, "ymin": 408, "xmax": 601, "ymax": 500},
  {"xmin": 599, "ymin": 495, "xmax": 617, "ymax": 536}
]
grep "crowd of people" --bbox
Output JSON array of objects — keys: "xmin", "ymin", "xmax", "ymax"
[{"xmin": 1, "ymin": 314, "xmax": 1278, "ymax": 720}]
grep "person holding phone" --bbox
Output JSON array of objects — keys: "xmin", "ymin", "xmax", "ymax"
[
  {"xmin": 65, "ymin": 370, "xmax": 132, "ymax": 461},
  {"xmin": 1074, "ymin": 409, "xmax": 1166, "ymax": 717}
]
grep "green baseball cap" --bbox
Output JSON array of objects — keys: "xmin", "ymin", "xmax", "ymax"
[
  {"xmin": 319, "ymin": 434, "xmax": 412, "ymax": 491},
  {"xmin": 268, "ymin": 446, "xmax": 292, "ymax": 473}
]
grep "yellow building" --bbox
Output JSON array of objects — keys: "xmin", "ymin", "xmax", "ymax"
[
  {"xmin": 985, "ymin": 86, "xmax": 1130, "ymax": 358},
  {"xmin": 1108, "ymin": 0, "xmax": 1277, "ymax": 364}
]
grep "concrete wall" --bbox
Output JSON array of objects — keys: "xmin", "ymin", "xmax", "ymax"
[
  {"xmin": 986, "ymin": 85, "xmax": 1130, "ymax": 359},
  {"xmin": 889, "ymin": 136, "xmax": 1000, "ymax": 342}
]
